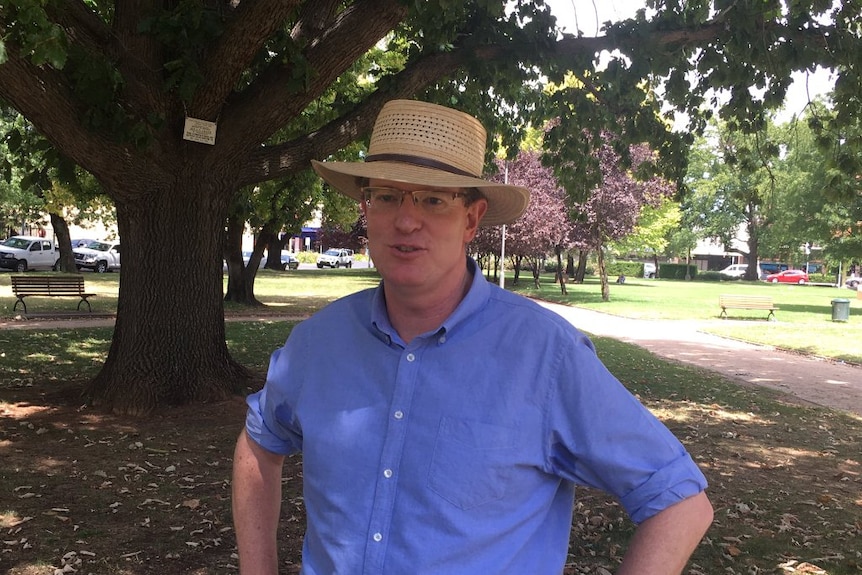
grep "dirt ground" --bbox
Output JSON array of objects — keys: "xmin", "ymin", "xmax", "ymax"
[{"xmin": 2, "ymin": 310, "xmax": 861, "ymax": 575}]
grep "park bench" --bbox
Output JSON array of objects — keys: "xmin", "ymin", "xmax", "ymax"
[
  {"xmin": 11, "ymin": 275, "xmax": 96, "ymax": 315},
  {"xmin": 718, "ymin": 294, "xmax": 777, "ymax": 321}
]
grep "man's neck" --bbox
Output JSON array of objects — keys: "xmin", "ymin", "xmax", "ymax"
[{"xmin": 384, "ymin": 268, "xmax": 472, "ymax": 344}]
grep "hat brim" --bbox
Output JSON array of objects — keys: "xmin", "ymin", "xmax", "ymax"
[{"xmin": 311, "ymin": 160, "xmax": 529, "ymax": 227}]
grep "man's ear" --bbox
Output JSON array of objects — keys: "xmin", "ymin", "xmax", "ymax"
[{"xmin": 464, "ymin": 198, "xmax": 488, "ymax": 243}]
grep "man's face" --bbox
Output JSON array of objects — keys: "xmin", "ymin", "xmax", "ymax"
[{"xmin": 362, "ymin": 179, "xmax": 488, "ymax": 295}]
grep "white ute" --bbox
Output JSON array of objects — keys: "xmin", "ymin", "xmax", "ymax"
[
  {"xmin": 0, "ymin": 236, "xmax": 59, "ymax": 272},
  {"xmin": 74, "ymin": 240, "xmax": 121, "ymax": 273},
  {"xmin": 316, "ymin": 248, "xmax": 354, "ymax": 268}
]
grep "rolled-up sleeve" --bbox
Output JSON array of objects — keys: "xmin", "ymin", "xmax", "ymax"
[
  {"xmin": 547, "ymin": 331, "xmax": 708, "ymax": 524},
  {"xmin": 244, "ymin": 346, "xmax": 304, "ymax": 455},
  {"xmin": 619, "ymin": 452, "xmax": 707, "ymax": 523}
]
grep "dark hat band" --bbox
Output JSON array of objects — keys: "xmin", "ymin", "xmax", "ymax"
[{"xmin": 364, "ymin": 153, "xmax": 476, "ymax": 178}]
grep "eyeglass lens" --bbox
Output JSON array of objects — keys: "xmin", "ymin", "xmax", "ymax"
[{"xmin": 361, "ymin": 187, "xmax": 465, "ymax": 214}]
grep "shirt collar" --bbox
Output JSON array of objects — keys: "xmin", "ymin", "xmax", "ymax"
[{"xmin": 370, "ymin": 257, "xmax": 490, "ymax": 347}]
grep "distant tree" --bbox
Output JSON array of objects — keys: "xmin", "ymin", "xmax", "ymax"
[
  {"xmin": 0, "ymin": 110, "xmax": 112, "ymax": 268},
  {"xmin": 773, "ymin": 107, "xmax": 862, "ymax": 275},
  {"xmin": 683, "ymin": 120, "xmax": 783, "ymax": 280},
  {"xmin": 571, "ymin": 138, "xmax": 674, "ymax": 300},
  {"xmin": 317, "ymin": 214, "xmax": 367, "ymax": 255},
  {"xmin": 611, "ymin": 196, "xmax": 682, "ymax": 275},
  {"xmin": 224, "ymin": 169, "xmax": 323, "ymax": 305},
  {"xmin": 474, "ymin": 152, "xmax": 572, "ymax": 291}
]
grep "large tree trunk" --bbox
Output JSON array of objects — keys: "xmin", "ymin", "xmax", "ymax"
[
  {"xmin": 574, "ymin": 250, "xmax": 589, "ymax": 283},
  {"xmin": 49, "ymin": 213, "xmax": 77, "ymax": 272},
  {"xmin": 224, "ymin": 214, "xmax": 263, "ymax": 306},
  {"xmin": 260, "ymin": 225, "xmax": 284, "ymax": 271},
  {"xmin": 745, "ymin": 210, "xmax": 761, "ymax": 280},
  {"xmin": 83, "ymin": 181, "xmax": 252, "ymax": 415}
]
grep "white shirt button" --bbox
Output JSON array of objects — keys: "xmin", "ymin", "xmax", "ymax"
[
  {"xmin": 406, "ymin": 353, "xmax": 415, "ymax": 362},
  {"xmin": 383, "ymin": 469, "xmax": 393, "ymax": 478},
  {"xmin": 373, "ymin": 532, "xmax": 383, "ymax": 542},
  {"xmin": 394, "ymin": 410, "xmax": 404, "ymax": 420},
  {"xmin": 438, "ymin": 335, "xmax": 447, "ymax": 344}
]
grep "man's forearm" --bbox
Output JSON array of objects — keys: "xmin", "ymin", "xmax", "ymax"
[
  {"xmin": 617, "ymin": 491, "xmax": 713, "ymax": 575},
  {"xmin": 232, "ymin": 430, "xmax": 286, "ymax": 575}
]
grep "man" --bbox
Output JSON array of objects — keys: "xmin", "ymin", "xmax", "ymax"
[{"xmin": 232, "ymin": 99, "xmax": 713, "ymax": 574}]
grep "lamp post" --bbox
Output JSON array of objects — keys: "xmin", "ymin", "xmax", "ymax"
[{"xmin": 499, "ymin": 162, "xmax": 509, "ymax": 289}]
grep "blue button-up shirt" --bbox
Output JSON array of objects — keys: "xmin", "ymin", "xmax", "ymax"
[{"xmin": 245, "ymin": 259, "xmax": 707, "ymax": 574}]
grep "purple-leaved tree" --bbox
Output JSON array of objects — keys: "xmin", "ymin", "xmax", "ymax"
[
  {"xmin": 473, "ymin": 151, "xmax": 572, "ymax": 292},
  {"xmin": 570, "ymin": 136, "xmax": 674, "ymax": 301}
]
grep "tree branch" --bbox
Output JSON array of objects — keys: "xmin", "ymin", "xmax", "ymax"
[
  {"xmin": 0, "ymin": 48, "xmax": 169, "ymax": 190},
  {"xmin": 219, "ymin": 0, "xmax": 407, "ymax": 152},
  {"xmin": 237, "ymin": 49, "xmax": 465, "ymax": 186},
  {"xmin": 193, "ymin": 0, "xmax": 302, "ymax": 118}
]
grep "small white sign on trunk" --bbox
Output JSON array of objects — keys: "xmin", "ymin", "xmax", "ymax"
[{"xmin": 183, "ymin": 117, "xmax": 217, "ymax": 145}]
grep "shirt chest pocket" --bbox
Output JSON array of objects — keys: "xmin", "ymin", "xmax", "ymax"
[{"xmin": 428, "ymin": 417, "xmax": 521, "ymax": 510}]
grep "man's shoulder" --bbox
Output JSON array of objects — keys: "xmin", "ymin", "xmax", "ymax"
[
  {"xmin": 485, "ymin": 285, "xmax": 582, "ymax": 334},
  {"xmin": 295, "ymin": 288, "xmax": 376, "ymax": 332}
]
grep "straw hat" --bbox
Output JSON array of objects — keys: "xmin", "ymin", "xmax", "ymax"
[{"xmin": 311, "ymin": 99, "xmax": 530, "ymax": 226}]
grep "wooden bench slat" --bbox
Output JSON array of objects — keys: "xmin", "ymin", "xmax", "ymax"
[
  {"xmin": 11, "ymin": 275, "xmax": 95, "ymax": 315},
  {"xmin": 719, "ymin": 294, "xmax": 777, "ymax": 320}
]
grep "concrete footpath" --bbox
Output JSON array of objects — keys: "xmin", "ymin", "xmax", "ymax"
[{"xmin": 538, "ymin": 301, "xmax": 862, "ymax": 418}]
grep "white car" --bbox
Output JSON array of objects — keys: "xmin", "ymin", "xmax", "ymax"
[
  {"xmin": 0, "ymin": 236, "xmax": 59, "ymax": 272},
  {"xmin": 643, "ymin": 262, "xmax": 656, "ymax": 279},
  {"xmin": 316, "ymin": 248, "xmax": 354, "ymax": 268},
  {"xmin": 719, "ymin": 264, "xmax": 748, "ymax": 278},
  {"xmin": 73, "ymin": 240, "xmax": 121, "ymax": 273}
]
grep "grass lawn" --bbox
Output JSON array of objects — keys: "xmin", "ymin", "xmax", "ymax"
[
  {"xmin": 505, "ymin": 273, "xmax": 862, "ymax": 364},
  {"xmin": 1, "ymin": 268, "xmax": 861, "ymax": 574}
]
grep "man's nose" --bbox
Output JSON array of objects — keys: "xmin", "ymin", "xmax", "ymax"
[{"xmin": 393, "ymin": 193, "xmax": 423, "ymax": 230}]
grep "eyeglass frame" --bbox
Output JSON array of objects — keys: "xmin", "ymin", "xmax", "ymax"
[{"xmin": 359, "ymin": 185, "xmax": 482, "ymax": 214}]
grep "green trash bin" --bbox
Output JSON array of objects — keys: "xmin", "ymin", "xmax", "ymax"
[{"xmin": 831, "ymin": 298, "xmax": 850, "ymax": 322}]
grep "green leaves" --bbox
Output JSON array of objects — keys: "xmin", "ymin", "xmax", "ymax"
[
  {"xmin": 3, "ymin": 0, "xmax": 68, "ymax": 68},
  {"xmin": 139, "ymin": 1, "xmax": 225, "ymax": 103}
]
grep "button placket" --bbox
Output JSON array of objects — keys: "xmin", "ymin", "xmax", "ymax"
[{"xmin": 363, "ymin": 346, "xmax": 422, "ymax": 572}]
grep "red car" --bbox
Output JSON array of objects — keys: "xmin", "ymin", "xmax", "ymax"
[{"xmin": 765, "ymin": 269, "xmax": 809, "ymax": 284}]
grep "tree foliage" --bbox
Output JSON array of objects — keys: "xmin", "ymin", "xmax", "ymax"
[
  {"xmin": 611, "ymin": 196, "xmax": 682, "ymax": 263},
  {"xmin": 773, "ymin": 106, "xmax": 862, "ymax": 271},
  {"xmin": 571, "ymin": 138, "xmax": 674, "ymax": 300},
  {"xmin": 473, "ymin": 152, "xmax": 572, "ymax": 288}
]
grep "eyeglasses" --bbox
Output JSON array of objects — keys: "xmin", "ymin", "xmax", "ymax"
[{"xmin": 361, "ymin": 186, "xmax": 468, "ymax": 215}]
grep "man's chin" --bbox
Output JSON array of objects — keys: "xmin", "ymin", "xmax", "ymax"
[{"xmin": 378, "ymin": 264, "xmax": 427, "ymax": 288}]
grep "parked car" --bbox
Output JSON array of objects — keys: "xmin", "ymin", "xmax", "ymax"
[
  {"xmin": 0, "ymin": 235, "xmax": 59, "ymax": 272},
  {"xmin": 765, "ymin": 269, "xmax": 809, "ymax": 284},
  {"xmin": 643, "ymin": 262, "xmax": 656, "ymax": 279},
  {"xmin": 759, "ymin": 262, "xmax": 789, "ymax": 277},
  {"xmin": 317, "ymin": 248, "xmax": 354, "ymax": 268},
  {"xmin": 280, "ymin": 251, "xmax": 300, "ymax": 270},
  {"xmin": 70, "ymin": 238, "xmax": 96, "ymax": 248},
  {"xmin": 73, "ymin": 240, "xmax": 121, "ymax": 273},
  {"xmin": 242, "ymin": 250, "xmax": 299, "ymax": 270},
  {"xmin": 719, "ymin": 264, "xmax": 748, "ymax": 278}
]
